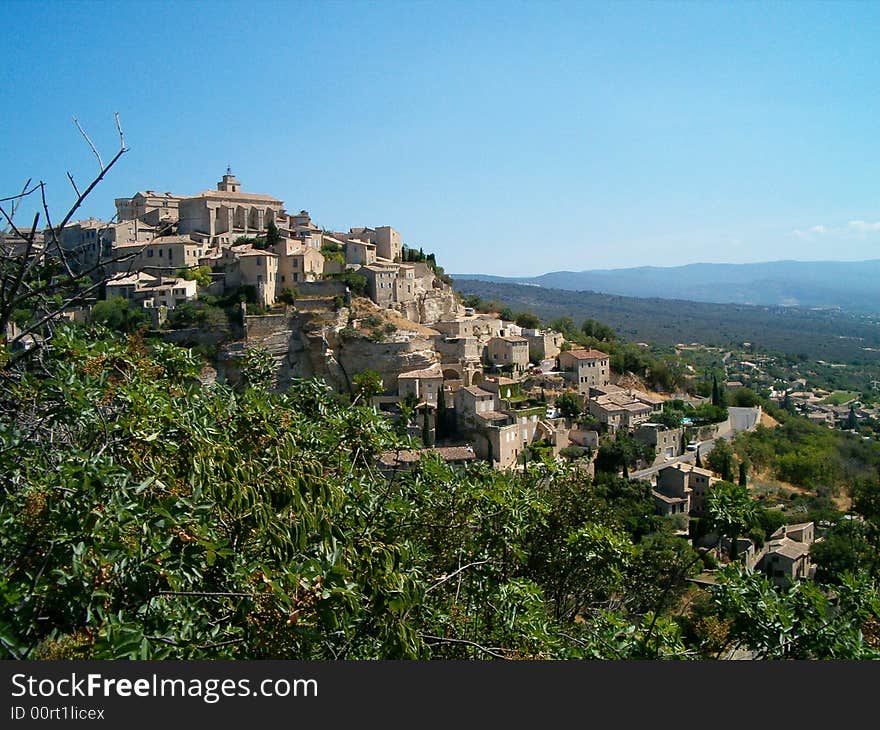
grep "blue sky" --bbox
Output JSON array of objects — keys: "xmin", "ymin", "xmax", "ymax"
[{"xmin": 2, "ymin": 0, "xmax": 879, "ymax": 275}]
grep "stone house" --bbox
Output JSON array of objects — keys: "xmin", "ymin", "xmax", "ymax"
[
  {"xmin": 345, "ymin": 239, "xmax": 377, "ymax": 266},
  {"xmin": 757, "ymin": 522, "xmax": 815, "ymax": 588},
  {"xmin": 454, "ymin": 385, "xmax": 497, "ymax": 428},
  {"xmin": 522, "ymin": 328, "xmax": 564, "ymax": 362},
  {"xmin": 635, "ymin": 423, "xmax": 684, "ymax": 461},
  {"xmin": 110, "ymin": 235, "xmax": 207, "ymax": 275},
  {"xmin": 654, "ymin": 462, "xmax": 715, "ymax": 517},
  {"xmin": 362, "ymin": 263, "xmax": 399, "ymax": 307},
  {"xmin": 114, "ymin": 190, "xmax": 182, "ymax": 227},
  {"xmin": 434, "ymin": 315, "xmax": 503, "ymax": 339},
  {"xmin": 486, "ymin": 336, "xmax": 529, "ymax": 372},
  {"xmin": 558, "ymin": 348, "xmax": 610, "ymax": 393},
  {"xmin": 397, "ymin": 364, "xmax": 444, "ymax": 407},
  {"xmin": 104, "ymin": 272, "xmax": 197, "ymax": 310},
  {"xmin": 273, "ymin": 238, "xmax": 325, "ymax": 286},
  {"xmin": 235, "ymin": 248, "xmax": 279, "ymax": 307},
  {"xmin": 588, "ymin": 393, "xmax": 653, "ymax": 433},
  {"xmin": 346, "ymin": 226, "xmax": 402, "ymax": 262}
]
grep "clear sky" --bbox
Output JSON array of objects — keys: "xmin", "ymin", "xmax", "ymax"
[{"xmin": 2, "ymin": 0, "xmax": 879, "ymax": 276}]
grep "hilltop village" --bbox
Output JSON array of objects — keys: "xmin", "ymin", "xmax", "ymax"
[
  {"xmin": 3, "ymin": 172, "xmax": 825, "ymax": 589},
  {"xmin": 14, "ymin": 172, "xmax": 717, "ymax": 469}
]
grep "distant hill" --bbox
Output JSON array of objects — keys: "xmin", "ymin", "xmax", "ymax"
[
  {"xmin": 454, "ymin": 260, "xmax": 880, "ymax": 314},
  {"xmin": 453, "ymin": 279, "xmax": 880, "ymax": 364}
]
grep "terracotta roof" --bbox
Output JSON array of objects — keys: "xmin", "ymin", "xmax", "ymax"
[
  {"xmin": 652, "ymin": 490, "xmax": 689, "ymax": 504},
  {"xmin": 107, "ymin": 272, "xmax": 158, "ymax": 286},
  {"xmin": 462, "ymin": 386, "xmax": 493, "ymax": 398},
  {"xmin": 187, "ymin": 190, "xmax": 282, "ymax": 203},
  {"xmin": 379, "ymin": 446, "xmax": 477, "ymax": 467},
  {"xmin": 150, "ymin": 234, "xmax": 201, "ymax": 243},
  {"xmin": 767, "ymin": 538, "xmax": 810, "ymax": 561},
  {"xmin": 477, "ymin": 410, "xmax": 512, "ymax": 422},
  {"xmin": 564, "ymin": 348, "xmax": 609, "ymax": 360},
  {"xmin": 398, "ymin": 364, "xmax": 443, "ymax": 379},
  {"xmin": 236, "ymin": 248, "xmax": 278, "ymax": 258}
]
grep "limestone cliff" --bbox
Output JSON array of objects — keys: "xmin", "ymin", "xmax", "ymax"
[{"xmin": 218, "ymin": 299, "xmax": 442, "ymax": 395}]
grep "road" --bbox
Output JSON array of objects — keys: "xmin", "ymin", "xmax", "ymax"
[{"xmin": 629, "ymin": 406, "xmax": 761, "ymax": 482}]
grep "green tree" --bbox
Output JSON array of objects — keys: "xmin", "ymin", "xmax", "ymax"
[
  {"xmin": 352, "ymin": 370, "xmax": 384, "ymax": 403},
  {"xmin": 706, "ymin": 438, "xmax": 735, "ymax": 482},
  {"xmin": 265, "ymin": 218, "xmax": 281, "ymax": 246},
  {"xmin": 176, "ymin": 266, "xmax": 213, "ymax": 287},
  {"xmin": 515, "ymin": 312, "xmax": 540, "ymax": 329},
  {"xmin": 278, "ymin": 287, "xmax": 299, "ymax": 305},
  {"xmin": 556, "ymin": 392, "xmax": 582, "ymax": 419},
  {"xmin": 90, "ymin": 297, "xmax": 150, "ymax": 333},
  {"xmin": 707, "ymin": 481, "xmax": 759, "ymax": 560}
]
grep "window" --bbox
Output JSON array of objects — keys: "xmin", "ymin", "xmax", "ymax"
[
  {"xmin": 281, "ymin": 275, "xmax": 285, "ymax": 282},
  {"xmin": 159, "ymin": 249, "xmax": 163, "ymax": 257},
  {"xmin": 168, "ymin": 248, "xmax": 173, "ymax": 260}
]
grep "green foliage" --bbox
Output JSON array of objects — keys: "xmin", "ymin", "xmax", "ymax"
[
  {"xmin": 352, "ymin": 370, "xmax": 384, "ymax": 402},
  {"xmin": 515, "ymin": 312, "xmax": 541, "ymax": 329},
  {"xmin": 595, "ymin": 432, "xmax": 654, "ymax": 477},
  {"xmin": 166, "ymin": 301, "xmax": 229, "ymax": 332},
  {"xmin": 706, "ymin": 438, "xmax": 736, "ymax": 482},
  {"xmin": 581, "ymin": 318, "xmax": 616, "ymax": 342},
  {"xmin": 710, "ymin": 567, "xmax": 880, "ymax": 658},
  {"xmin": 90, "ymin": 297, "xmax": 150, "ymax": 334},
  {"xmin": 707, "ymin": 481, "xmax": 759, "ymax": 559},
  {"xmin": 734, "ymin": 418, "xmax": 880, "ymax": 492},
  {"xmin": 265, "ymin": 219, "xmax": 281, "ymax": 247},
  {"xmin": 327, "ymin": 271, "xmax": 368, "ymax": 297},
  {"xmin": 176, "ymin": 266, "xmax": 213, "ymax": 287},
  {"xmin": 555, "ymin": 392, "xmax": 582, "ymax": 419},
  {"xmin": 278, "ymin": 287, "xmax": 299, "ymax": 305}
]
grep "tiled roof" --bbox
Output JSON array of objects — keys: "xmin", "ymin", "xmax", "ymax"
[
  {"xmin": 398, "ymin": 364, "xmax": 443, "ymax": 379},
  {"xmin": 462, "ymin": 386, "xmax": 493, "ymax": 398},
  {"xmin": 564, "ymin": 348, "xmax": 609, "ymax": 360},
  {"xmin": 187, "ymin": 190, "xmax": 282, "ymax": 203}
]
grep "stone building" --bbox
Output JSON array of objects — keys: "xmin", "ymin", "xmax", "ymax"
[
  {"xmin": 397, "ymin": 364, "xmax": 444, "ymax": 406},
  {"xmin": 486, "ymin": 336, "xmax": 530, "ymax": 372},
  {"xmin": 178, "ymin": 171, "xmax": 285, "ymax": 245},
  {"xmin": 115, "ymin": 190, "xmax": 183, "ymax": 227},
  {"xmin": 558, "ymin": 348, "xmax": 610, "ymax": 393}
]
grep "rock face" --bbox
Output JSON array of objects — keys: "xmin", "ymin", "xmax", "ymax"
[
  {"xmin": 390, "ymin": 265, "xmax": 462, "ymax": 325},
  {"xmin": 218, "ymin": 303, "xmax": 441, "ymax": 394}
]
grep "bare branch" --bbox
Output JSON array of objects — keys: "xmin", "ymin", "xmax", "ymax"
[
  {"xmin": 419, "ymin": 633, "xmax": 510, "ymax": 660},
  {"xmin": 426, "ymin": 559, "xmax": 494, "ymax": 593},
  {"xmin": 114, "ymin": 111, "xmax": 126, "ymax": 151},
  {"xmin": 0, "ymin": 181, "xmax": 41, "ymax": 206},
  {"xmin": 72, "ymin": 116, "xmax": 103, "ymax": 169},
  {"xmin": 66, "ymin": 172, "xmax": 81, "ymax": 198}
]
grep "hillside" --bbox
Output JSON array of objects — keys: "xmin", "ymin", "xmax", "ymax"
[
  {"xmin": 454, "ymin": 260, "xmax": 880, "ymax": 314},
  {"xmin": 453, "ymin": 279, "xmax": 880, "ymax": 364}
]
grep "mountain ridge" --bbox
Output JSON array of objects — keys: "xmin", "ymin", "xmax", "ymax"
[{"xmin": 453, "ymin": 259, "xmax": 880, "ymax": 313}]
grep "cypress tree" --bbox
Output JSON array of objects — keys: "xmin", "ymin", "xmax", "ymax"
[
  {"xmin": 711, "ymin": 375, "xmax": 720, "ymax": 407},
  {"xmin": 738, "ymin": 460, "xmax": 748, "ymax": 486},
  {"xmin": 436, "ymin": 386, "xmax": 448, "ymax": 439}
]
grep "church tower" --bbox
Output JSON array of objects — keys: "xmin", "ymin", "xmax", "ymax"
[{"xmin": 217, "ymin": 166, "xmax": 241, "ymax": 193}]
